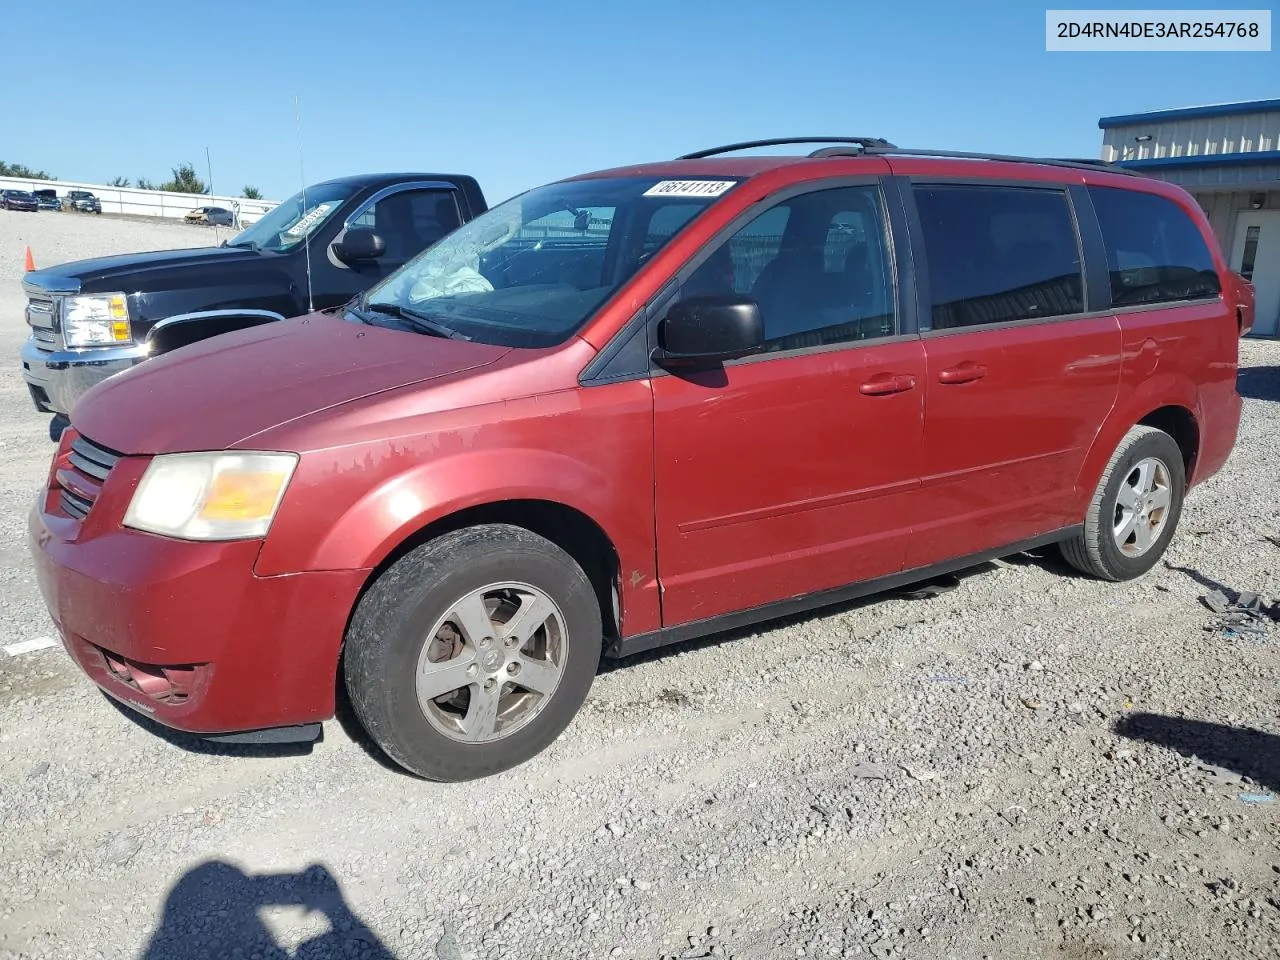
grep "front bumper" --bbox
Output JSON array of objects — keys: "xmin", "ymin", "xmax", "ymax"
[
  {"xmin": 20, "ymin": 336, "xmax": 148, "ymax": 416},
  {"xmin": 28, "ymin": 467, "xmax": 368, "ymax": 735}
]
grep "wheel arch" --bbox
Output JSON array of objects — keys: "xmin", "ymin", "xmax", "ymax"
[
  {"xmin": 146, "ymin": 309, "xmax": 285, "ymax": 355},
  {"xmin": 1075, "ymin": 374, "xmax": 1201, "ymax": 509},
  {"xmin": 358, "ymin": 498, "xmax": 624, "ymax": 650}
]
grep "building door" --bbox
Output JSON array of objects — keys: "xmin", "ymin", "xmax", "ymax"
[{"xmin": 1231, "ymin": 210, "xmax": 1280, "ymax": 338}]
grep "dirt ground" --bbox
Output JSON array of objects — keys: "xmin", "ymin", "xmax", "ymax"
[{"xmin": 0, "ymin": 209, "xmax": 1277, "ymax": 960}]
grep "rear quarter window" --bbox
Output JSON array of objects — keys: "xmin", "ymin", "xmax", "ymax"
[{"xmin": 1087, "ymin": 185, "xmax": 1221, "ymax": 307}]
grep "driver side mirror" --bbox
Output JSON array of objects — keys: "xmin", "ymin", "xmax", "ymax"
[
  {"xmin": 653, "ymin": 295, "xmax": 764, "ymax": 367},
  {"xmin": 333, "ymin": 227, "xmax": 385, "ymax": 264}
]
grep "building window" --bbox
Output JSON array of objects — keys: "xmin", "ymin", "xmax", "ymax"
[{"xmin": 1240, "ymin": 225, "xmax": 1260, "ymax": 282}]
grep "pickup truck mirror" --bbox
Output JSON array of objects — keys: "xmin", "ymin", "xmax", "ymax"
[
  {"xmin": 653, "ymin": 294, "xmax": 764, "ymax": 367},
  {"xmin": 333, "ymin": 227, "xmax": 386, "ymax": 264}
]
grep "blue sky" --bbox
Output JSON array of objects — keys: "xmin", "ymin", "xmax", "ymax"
[{"xmin": 2, "ymin": 0, "xmax": 1275, "ymax": 205}]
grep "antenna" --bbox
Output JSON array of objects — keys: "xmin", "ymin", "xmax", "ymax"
[
  {"xmin": 205, "ymin": 145, "xmax": 218, "ymax": 244},
  {"xmin": 295, "ymin": 94, "xmax": 314, "ymax": 313}
]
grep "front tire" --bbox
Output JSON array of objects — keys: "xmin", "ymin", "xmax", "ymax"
[
  {"xmin": 344, "ymin": 523, "xmax": 602, "ymax": 781},
  {"xmin": 1060, "ymin": 425, "xmax": 1185, "ymax": 581}
]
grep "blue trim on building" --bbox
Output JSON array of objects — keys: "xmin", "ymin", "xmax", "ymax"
[
  {"xmin": 1099, "ymin": 99, "xmax": 1280, "ymax": 129},
  {"xmin": 1117, "ymin": 150, "xmax": 1280, "ymax": 170}
]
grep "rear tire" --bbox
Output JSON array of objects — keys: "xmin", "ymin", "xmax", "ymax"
[
  {"xmin": 344, "ymin": 523, "xmax": 602, "ymax": 781},
  {"xmin": 1060, "ymin": 425, "xmax": 1185, "ymax": 581}
]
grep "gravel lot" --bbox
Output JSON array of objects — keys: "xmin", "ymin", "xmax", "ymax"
[{"xmin": 1, "ymin": 209, "xmax": 1278, "ymax": 960}]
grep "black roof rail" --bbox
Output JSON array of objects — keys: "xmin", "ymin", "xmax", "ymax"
[
  {"xmin": 858, "ymin": 146, "xmax": 1144, "ymax": 177},
  {"xmin": 677, "ymin": 137, "xmax": 897, "ymax": 160}
]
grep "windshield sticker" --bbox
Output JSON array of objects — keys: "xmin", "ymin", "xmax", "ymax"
[
  {"xmin": 642, "ymin": 180, "xmax": 738, "ymax": 198},
  {"xmin": 284, "ymin": 202, "xmax": 335, "ymax": 238}
]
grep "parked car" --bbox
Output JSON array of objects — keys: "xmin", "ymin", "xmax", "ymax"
[
  {"xmin": 20, "ymin": 172, "xmax": 487, "ymax": 436},
  {"xmin": 184, "ymin": 206, "xmax": 235, "ymax": 226},
  {"xmin": 36, "ymin": 194, "xmax": 62, "ymax": 211},
  {"xmin": 65, "ymin": 190, "xmax": 102, "ymax": 213},
  {"xmin": 1, "ymin": 190, "xmax": 39, "ymax": 212},
  {"xmin": 28, "ymin": 138, "xmax": 1251, "ymax": 782}
]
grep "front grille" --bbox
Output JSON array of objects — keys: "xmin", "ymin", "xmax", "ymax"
[
  {"xmin": 59, "ymin": 488, "xmax": 93, "ymax": 519},
  {"xmin": 25, "ymin": 296, "xmax": 57, "ymax": 353},
  {"xmin": 56, "ymin": 435, "xmax": 121, "ymax": 520}
]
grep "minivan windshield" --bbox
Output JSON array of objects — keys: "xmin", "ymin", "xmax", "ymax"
[
  {"xmin": 358, "ymin": 175, "xmax": 739, "ymax": 348},
  {"xmin": 225, "ymin": 181, "xmax": 357, "ymax": 253}
]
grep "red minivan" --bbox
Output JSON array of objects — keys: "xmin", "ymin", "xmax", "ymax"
[{"xmin": 29, "ymin": 139, "xmax": 1249, "ymax": 781}]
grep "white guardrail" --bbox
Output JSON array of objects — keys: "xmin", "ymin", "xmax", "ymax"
[{"xmin": 0, "ymin": 176, "xmax": 278, "ymax": 224}]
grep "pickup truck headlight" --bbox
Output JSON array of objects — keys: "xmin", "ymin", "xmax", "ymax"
[
  {"xmin": 61, "ymin": 294, "xmax": 132, "ymax": 348},
  {"xmin": 123, "ymin": 452, "xmax": 298, "ymax": 541}
]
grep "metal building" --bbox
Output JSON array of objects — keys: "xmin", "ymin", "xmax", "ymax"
[{"xmin": 1099, "ymin": 98, "xmax": 1280, "ymax": 337}]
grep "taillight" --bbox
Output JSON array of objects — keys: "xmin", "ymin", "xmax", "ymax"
[{"xmin": 1230, "ymin": 271, "xmax": 1255, "ymax": 337}]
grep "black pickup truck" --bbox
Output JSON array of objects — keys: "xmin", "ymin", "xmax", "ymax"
[{"xmin": 21, "ymin": 172, "xmax": 487, "ymax": 437}]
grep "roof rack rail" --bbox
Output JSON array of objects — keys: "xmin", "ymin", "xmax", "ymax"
[
  {"xmin": 677, "ymin": 137, "xmax": 897, "ymax": 160},
  {"xmin": 857, "ymin": 146, "xmax": 1143, "ymax": 176}
]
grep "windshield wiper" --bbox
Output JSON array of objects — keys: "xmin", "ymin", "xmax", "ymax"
[
  {"xmin": 362, "ymin": 302, "xmax": 469, "ymax": 340},
  {"xmin": 223, "ymin": 239, "xmax": 259, "ymax": 250}
]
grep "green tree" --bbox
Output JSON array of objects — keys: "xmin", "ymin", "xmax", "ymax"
[
  {"xmin": 159, "ymin": 162, "xmax": 207, "ymax": 195},
  {"xmin": 0, "ymin": 161, "xmax": 55, "ymax": 180},
  {"xmin": 242, "ymin": 185, "xmax": 263, "ymax": 200},
  {"xmin": 108, "ymin": 176, "xmax": 131, "ymax": 187},
  {"xmin": 136, "ymin": 177, "xmax": 157, "ymax": 191}
]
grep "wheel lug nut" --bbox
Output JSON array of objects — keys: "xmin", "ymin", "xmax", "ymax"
[
  {"xmin": 480, "ymin": 636, "xmax": 493, "ymax": 649},
  {"xmin": 466, "ymin": 663, "xmax": 478, "ymax": 677},
  {"xmin": 508, "ymin": 662, "xmax": 521, "ymax": 675},
  {"xmin": 483, "ymin": 678, "xmax": 496, "ymax": 691}
]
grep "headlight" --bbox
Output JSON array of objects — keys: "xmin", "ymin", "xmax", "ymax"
[
  {"xmin": 123, "ymin": 452, "xmax": 298, "ymax": 541},
  {"xmin": 61, "ymin": 293, "xmax": 132, "ymax": 348}
]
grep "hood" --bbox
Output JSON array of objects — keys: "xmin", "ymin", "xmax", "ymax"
[
  {"xmin": 23, "ymin": 246, "xmax": 261, "ymax": 293},
  {"xmin": 71, "ymin": 313, "xmax": 512, "ymax": 454}
]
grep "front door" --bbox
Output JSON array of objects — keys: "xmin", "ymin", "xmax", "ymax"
[
  {"xmin": 652, "ymin": 182, "xmax": 925, "ymax": 627},
  {"xmin": 1230, "ymin": 209, "xmax": 1280, "ymax": 337},
  {"xmin": 904, "ymin": 181, "xmax": 1122, "ymax": 569}
]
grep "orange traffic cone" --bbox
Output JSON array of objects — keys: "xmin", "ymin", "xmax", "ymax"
[{"xmin": 24, "ymin": 246, "xmax": 35, "ymax": 272}]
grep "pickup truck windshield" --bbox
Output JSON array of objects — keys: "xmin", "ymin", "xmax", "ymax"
[
  {"xmin": 225, "ymin": 182, "xmax": 357, "ymax": 253},
  {"xmin": 360, "ymin": 175, "xmax": 738, "ymax": 348}
]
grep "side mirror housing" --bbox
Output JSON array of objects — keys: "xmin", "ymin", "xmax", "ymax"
[
  {"xmin": 333, "ymin": 227, "xmax": 385, "ymax": 264},
  {"xmin": 654, "ymin": 295, "xmax": 764, "ymax": 366}
]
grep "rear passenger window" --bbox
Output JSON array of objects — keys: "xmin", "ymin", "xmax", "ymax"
[
  {"xmin": 681, "ymin": 185, "xmax": 896, "ymax": 351},
  {"xmin": 914, "ymin": 185, "xmax": 1084, "ymax": 329},
  {"xmin": 1087, "ymin": 186, "xmax": 1222, "ymax": 306}
]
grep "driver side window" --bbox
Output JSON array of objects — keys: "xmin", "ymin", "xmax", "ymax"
[
  {"xmin": 682, "ymin": 185, "xmax": 896, "ymax": 352},
  {"xmin": 350, "ymin": 189, "xmax": 462, "ymax": 268}
]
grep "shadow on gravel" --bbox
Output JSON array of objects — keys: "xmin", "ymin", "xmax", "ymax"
[
  {"xmin": 1237, "ymin": 365, "xmax": 1280, "ymax": 402},
  {"xmin": 101, "ymin": 693, "xmax": 318, "ymax": 761},
  {"xmin": 141, "ymin": 861, "xmax": 394, "ymax": 959},
  {"xmin": 1114, "ymin": 712, "xmax": 1280, "ymax": 794},
  {"xmin": 330, "ymin": 658, "xmax": 406, "ymax": 775},
  {"xmin": 1162, "ymin": 561, "xmax": 1234, "ymax": 596}
]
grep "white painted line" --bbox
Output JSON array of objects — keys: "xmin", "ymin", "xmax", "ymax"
[{"xmin": 4, "ymin": 636, "xmax": 59, "ymax": 657}]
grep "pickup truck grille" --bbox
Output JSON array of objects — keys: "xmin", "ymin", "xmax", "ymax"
[
  {"xmin": 57, "ymin": 435, "xmax": 121, "ymax": 519},
  {"xmin": 25, "ymin": 296, "xmax": 57, "ymax": 352}
]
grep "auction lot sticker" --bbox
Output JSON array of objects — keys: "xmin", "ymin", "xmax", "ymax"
[{"xmin": 643, "ymin": 180, "xmax": 739, "ymax": 198}]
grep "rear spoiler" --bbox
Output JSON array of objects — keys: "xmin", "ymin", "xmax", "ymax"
[{"xmin": 1227, "ymin": 271, "xmax": 1255, "ymax": 337}]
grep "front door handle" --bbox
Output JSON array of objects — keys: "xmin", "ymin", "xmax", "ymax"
[
  {"xmin": 937, "ymin": 362, "xmax": 988, "ymax": 385},
  {"xmin": 859, "ymin": 373, "xmax": 918, "ymax": 396}
]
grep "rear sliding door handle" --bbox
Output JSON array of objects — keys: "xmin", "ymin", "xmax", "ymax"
[
  {"xmin": 937, "ymin": 362, "xmax": 988, "ymax": 384},
  {"xmin": 859, "ymin": 374, "xmax": 918, "ymax": 396}
]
